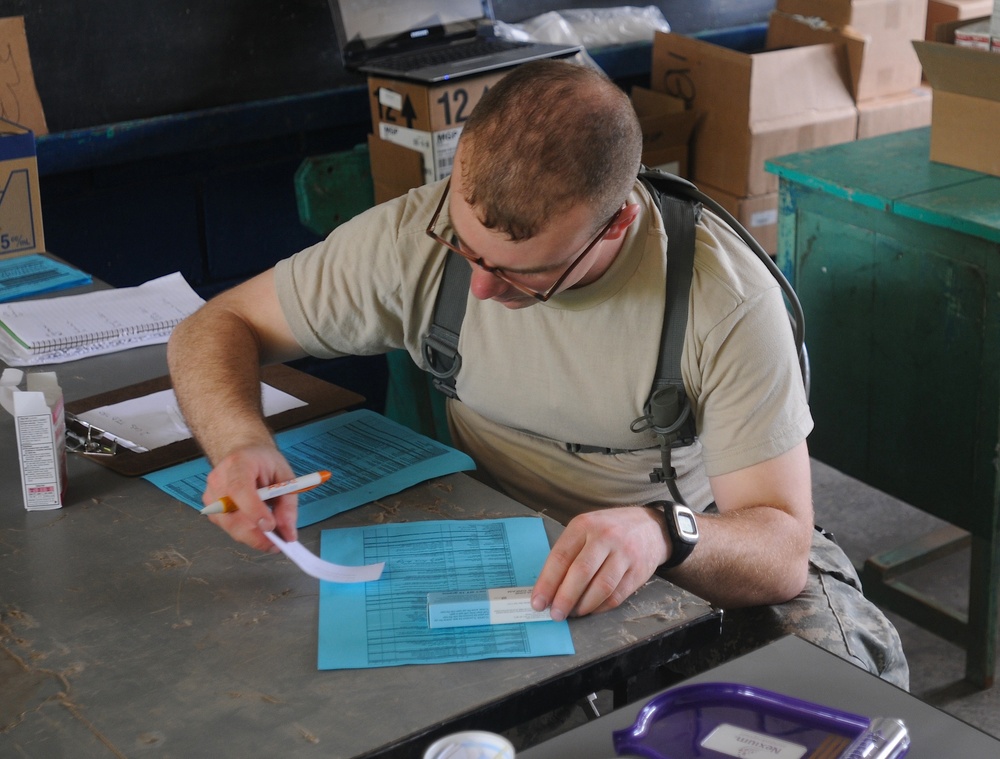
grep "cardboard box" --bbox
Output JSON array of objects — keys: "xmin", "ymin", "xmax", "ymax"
[
  {"xmin": 651, "ymin": 32, "xmax": 857, "ymax": 197},
  {"xmin": 367, "ymin": 133, "xmax": 423, "ymax": 205},
  {"xmin": 856, "ymin": 86, "xmax": 932, "ymax": 138},
  {"xmin": 767, "ymin": 12, "xmax": 866, "ymax": 99},
  {"xmin": 914, "ymin": 32, "xmax": 1000, "ymax": 176},
  {"xmin": 0, "ymin": 17, "xmax": 47, "ymax": 137},
  {"xmin": 0, "ymin": 120, "xmax": 45, "ymax": 256},
  {"xmin": 0, "ymin": 369, "xmax": 66, "ymax": 510},
  {"xmin": 767, "ymin": 9, "xmax": 923, "ymax": 101},
  {"xmin": 701, "ymin": 184, "xmax": 779, "ymax": 255},
  {"xmin": 630, "ymin": 86, "xmax": 698, "ymax": 177},
  {"xmin": 774, "ymin": 0, "xmax": 855, "ymax": 28},
  {"xmin": 926, "ymin": 0, "xmax": 994, "ymax": 41},
  {"xmin": 776, "ymin": 0, "xmax": 926, "ymax": 33},
  {"xmin": 367, "ymin": 72, "xmax": 505, "ymax": 196},
  {"xmin": 954, "ymin": 18, "xmax": 993, "ymax": 47}
]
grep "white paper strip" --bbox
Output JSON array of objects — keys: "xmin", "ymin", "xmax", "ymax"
[{"xmin": 265, "ymin": 530, "xmax": 384, "ymax": 583}]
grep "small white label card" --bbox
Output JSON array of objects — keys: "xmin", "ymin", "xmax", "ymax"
[
  {"xmin": 701, "ymin": 723, "xmax": 807, "ymax": 759},
  {"xmin": 377, "ymin": 87, "xmax": 403, "ymax": 112}
]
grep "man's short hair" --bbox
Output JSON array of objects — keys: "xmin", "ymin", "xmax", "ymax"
[{"xmin": 457, "ymin": 59, "xmax": 642, "ymax": 241}]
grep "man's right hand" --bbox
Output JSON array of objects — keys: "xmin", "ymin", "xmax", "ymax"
[
  {"xmin": 167, "ymin": 268, "xmax": 312, "ymax": 552},
  {"xmin": 202, "ymin": 444, "xmax": 300, "ymax": 552}
]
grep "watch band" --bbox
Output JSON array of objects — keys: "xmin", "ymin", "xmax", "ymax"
[{"xmin": 646, "ymin": 500, "xmax": 699, "ymax": 569}]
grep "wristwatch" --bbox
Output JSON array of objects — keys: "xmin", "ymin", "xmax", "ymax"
[{"xmin": 646, "ymin": 500, "xmax": 699, "ymax": 568}]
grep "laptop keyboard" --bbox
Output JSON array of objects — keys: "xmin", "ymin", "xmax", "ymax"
[{"xmin": 376, "ymin": 38, "xmax": 530, "ymax": 72}]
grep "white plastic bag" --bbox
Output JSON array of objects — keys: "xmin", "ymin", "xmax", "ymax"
[{"xmin": 495, "ymin": 5, "xmax": 671, "ymax": 49}]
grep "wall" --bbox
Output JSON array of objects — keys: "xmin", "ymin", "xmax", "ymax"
[
  {"xmin": 0, "ymin": 1, "xmax": 774, "ymax": 130},
  {"xmin": 0, "ymin": 1, "xmax": 773, "ymax": 407}
]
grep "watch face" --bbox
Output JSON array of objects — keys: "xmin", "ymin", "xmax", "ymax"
[
  {"xmin": 676, "ymin": 509, "xmax": 698, "ymax": 540},
  {"xmin": 659, "ymin": 502, "xmax": 698, "ymax": 569}
]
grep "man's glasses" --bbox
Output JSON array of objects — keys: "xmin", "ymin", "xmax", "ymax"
[{"xmin": 425, "ymin": 182, "xmax": 623, "ymax": 303}]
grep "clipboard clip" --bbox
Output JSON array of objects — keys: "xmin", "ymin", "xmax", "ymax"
[{"xmin": 66, "ymin": 413, "xmax": 119, "ymax": 457}]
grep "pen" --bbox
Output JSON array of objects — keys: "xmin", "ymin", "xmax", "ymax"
[
  {"xmin": 836, "ymin": 717, "xmax": 909, "ymax": 759},
  {"xmin": 200, "ymin": 470, "xmax": 332, "ymax": 515}
]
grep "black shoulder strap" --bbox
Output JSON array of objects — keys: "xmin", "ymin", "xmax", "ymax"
[
  {"xmin": 418, "ymin": 169, "xmax": 805, "ymax": 450},
  {"xmin": 421, "ymin": 249, "xmax": 470, "ymax": 399},
  {"xmin": 420, "ymin": 170, "xmax": 704, "ymax": 437},
  {"xmin": 639, "ymin": 169, "xmax": 809, "ymax": 398},
  {"xmin": 637, "ymin": 169, "xmax": 700, "ymax": 447}
]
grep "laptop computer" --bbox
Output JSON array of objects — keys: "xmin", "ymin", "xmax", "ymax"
[{"xmin": 328, "ymin": 0, "xmax": 582, "ymax": 83}]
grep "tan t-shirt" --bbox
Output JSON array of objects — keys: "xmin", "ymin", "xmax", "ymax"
[{"xmin": 275, "ymin": 178, "xmax": 812, "ymax": 523}]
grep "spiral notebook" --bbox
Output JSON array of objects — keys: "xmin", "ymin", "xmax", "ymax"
[{"xmin": 0, "ymin": 272, "xmax": 205, "ymax": 366}]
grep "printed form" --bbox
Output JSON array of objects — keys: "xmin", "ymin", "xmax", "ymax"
[
  {"xmin": 145, "ymin": 409, "xmax": 477, "ymax": 527},
  {"xmin": 0, "ymin": 254, "xmax": 91, "ymax": 302},
  {"xmin": 318, "ymin": 518, "xmax": 574, "ymax": 669}
]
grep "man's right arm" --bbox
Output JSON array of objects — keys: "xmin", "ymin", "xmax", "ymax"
[{"xmin": 167, "ymin": 269, "xmax": 308, "ymax": 550}]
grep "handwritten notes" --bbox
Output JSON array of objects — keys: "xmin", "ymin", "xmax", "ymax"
[{"xmin": 0, "ymin": 272, "xmax": 204, "ymax": 366}]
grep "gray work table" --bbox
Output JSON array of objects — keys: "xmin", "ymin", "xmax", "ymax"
[
  {"xmin": 0, "ymin": 343, "xmax": 721, "ymax": 758},
  {"xmin": 520, "ymin": 635, "xmax": 1000, "ymax": 758}
]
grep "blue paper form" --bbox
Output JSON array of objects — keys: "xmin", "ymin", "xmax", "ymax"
[
  {"xmin": 0, "ymin": 254, "xmax": 91, "ymax": 302},
  {"xmin": 144, "ymin": 409, "xmax": 476, "ymax": 527},
  {"xmin": 317, "ymin": 517, "xmax": 575, "ymax": 669}
]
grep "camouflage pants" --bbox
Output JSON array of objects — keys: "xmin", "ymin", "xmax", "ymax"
[{"xmin": 667, "ymin": 528, "xmax": 910, "ymax": 690}]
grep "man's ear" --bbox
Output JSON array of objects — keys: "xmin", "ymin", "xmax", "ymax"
[{"xmin": 603, "ymin": 203, "xmax": 641, "ymax": 240}]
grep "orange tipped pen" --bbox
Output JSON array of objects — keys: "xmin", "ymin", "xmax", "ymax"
[{"xmin": 200, "ymin": 470, "xmax": 332, "ymax": 515}]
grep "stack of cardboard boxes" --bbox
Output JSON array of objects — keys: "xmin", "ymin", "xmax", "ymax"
[
  {"xmin": 945, "ymin": 0, "xmax": 1000, "ymax": 49},
  {"xmin": 913, "ymin": 3, "xmax": 1000, "ymax": 176},
  {"xmin": 630, "ymin": 86, "xmax": 698, "ymax": 178},
  {"xmin": 649, "ymin": 32, "xmax": 859, "ymax": 254},
  {"xmin": 649, "ymin": 0, "xmax": 936, "ymax": 254},
  {"xmin": 769, "ymin": 0, "xmax": 931, "ymax": 140},
  {"xmin": 0, "ymin": 16, "xmax": 46, "ymax": 257},
  {"xmin": 926, "ymin": 0, "xmax": 996, "ymax": 42},
  {"xmin": 366, "ymin": 73, "xmax": 506, "ymax": 205},
  {"xmin": 994, "ymin": 0, "xmax": 1000, "ymax": 48},
  {"xmin": 951, "ymin": 17, "xmax": 995, "ymax": 46}
]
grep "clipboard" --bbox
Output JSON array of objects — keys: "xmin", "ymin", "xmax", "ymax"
[{"xmin": 65, "ymin": 364, "xmax": 365, "ymax": 477}]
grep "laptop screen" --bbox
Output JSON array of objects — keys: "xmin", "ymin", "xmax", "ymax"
[{"xmin": 330, "ymin": 0, "xmax": 490, "ymax": 66}]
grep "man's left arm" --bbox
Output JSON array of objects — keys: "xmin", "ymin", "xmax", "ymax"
[
  {"xmin": 532, "ymin": 224, "xmax": 814, "ymax": 618},
  {"xmin": 531, "ymin": 440, "xmax": 813, "ymax": 619},
  {"xmin": 663, "ymin": 439, "xmax": 814, "ymax": 607}
]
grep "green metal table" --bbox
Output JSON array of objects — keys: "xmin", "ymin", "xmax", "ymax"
[{"xmin": 767, "ymin": 127, "xmax": 1000, "ymax": 688}]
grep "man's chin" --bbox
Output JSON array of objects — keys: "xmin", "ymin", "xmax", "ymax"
[{"xmin": 495, "ymin": 296, "xmax": 536, "ymax": 310}]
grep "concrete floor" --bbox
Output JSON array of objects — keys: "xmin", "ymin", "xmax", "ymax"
[{"xmin": 810, "ymin": 458, "xmax": 1000, "ymax": 740}]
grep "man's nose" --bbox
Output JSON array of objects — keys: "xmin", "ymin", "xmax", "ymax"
[{"xmin": 468, "ymin": 266, "xmax": 510, "ymax": 301}]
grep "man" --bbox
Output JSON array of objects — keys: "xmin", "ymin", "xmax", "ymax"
[{"xmin": 168, "ymin": 60, "xmax": 908, "ymax": 687}]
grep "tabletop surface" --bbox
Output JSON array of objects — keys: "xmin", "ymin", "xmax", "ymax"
[
  {"xmin": 766, "ymin": 127, "xmax": 1000, "ymax": 243},
  {"xmin": 0, "ymin": 338, "xmax": 720, "ymax": 758},
  {"xmin": 520, "ymin": 635, "xmax": 1000, "ymax": 758}
]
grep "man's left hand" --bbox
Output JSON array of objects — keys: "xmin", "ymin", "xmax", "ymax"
[{"xmin": 530, "ymin": 506, "xmax": 668, "ymax": 621}]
